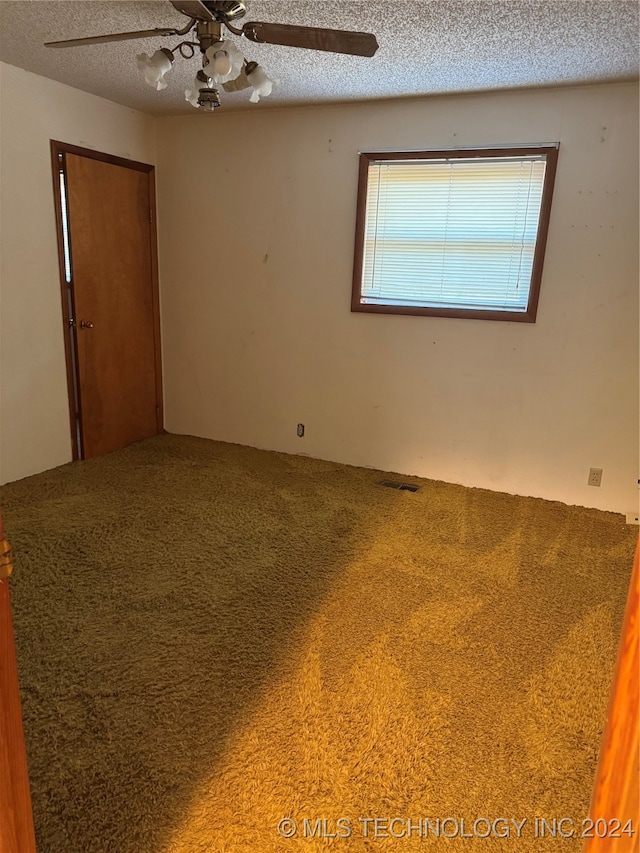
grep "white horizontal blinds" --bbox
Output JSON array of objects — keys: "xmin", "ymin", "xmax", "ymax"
[{"xmin": 361, "ymin": 155, "xmax": 547, "ymax": 311}]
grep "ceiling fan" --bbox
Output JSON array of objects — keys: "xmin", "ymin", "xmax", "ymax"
[{"xmin": 45, "ymin": 0, "xmax": 379, "ymax": 111}]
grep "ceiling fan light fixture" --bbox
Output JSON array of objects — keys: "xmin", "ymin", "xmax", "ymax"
[
  {"xmin": 212, "ymin": 50, "xmax": 232, "ymax": 76},
  {"xmin": 45, "ymin": 1, "xmax": 379, "ymax": 112},
  {"xmin": 185, "ymin": 72, "xmax": 212, "ymax": 107},
  {"xmin": 136, "ymin": 48, "xmax": 174, "ymax": 90},
  {"xmin": 203, "ymin": 39, "xmax": 244, "ymax": 83},
  {"xmin": 247, "ymin": 63, "xmax": 277, "ymax": 102},
  {"xmin": 198, "ymin": 88, "xmax": 222, "ymax": 111}
]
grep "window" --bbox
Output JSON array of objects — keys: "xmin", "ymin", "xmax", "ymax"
[{"xmin": 351, "ymin": 145, "xmax": 559, "ymax": 322}]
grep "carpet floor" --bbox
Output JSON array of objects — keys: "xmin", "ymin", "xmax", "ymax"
[{"xmin": 1, "ymin": 433, "xmax": 636, "ymax": 852}]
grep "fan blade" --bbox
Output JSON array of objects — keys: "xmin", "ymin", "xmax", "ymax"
[
  {"xmin": 45, "ymin": 28, "xmax": 179, "ymax": 48},
  {"xmin": 169, "ymin": 1, "xmax": 214, "ymax": 21},
  {"xmin": 242, "ymin": 22, "xmax": 378, "ymax": 57}
]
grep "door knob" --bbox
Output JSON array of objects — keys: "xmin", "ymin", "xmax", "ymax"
[{"xmin": 79, "ymin": 320, "xmax": 94, "ymax": 329}]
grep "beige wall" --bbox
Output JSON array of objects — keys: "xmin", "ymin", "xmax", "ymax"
[
  {"xmin": 157, "ymin": 82, "xmax": 639, "ymax": 513},
  {"xmin": 0, "ymin": 62, "xmax": 157, "ymax": 484},
  {"xmin": 1, "ymin": 68, "xmax": 637, "ymax": 514}
]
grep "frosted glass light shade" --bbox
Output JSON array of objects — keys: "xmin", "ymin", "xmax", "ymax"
[
  {"xmin": 247, "ymin": 64, "xmax": 277, "ymax": 102},
  {"xmin": 137, "ymin": 49, "xmax": 173, "ymax": 91},
  {"xmin": 203, "ymin": 40, "xmax": 244, "ymax": 83}
]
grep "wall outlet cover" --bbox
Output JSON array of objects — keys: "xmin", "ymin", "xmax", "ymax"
[
  {"xmin": 588, "ymin": 467, "xmax": 603, "ymax": 487},
  {"xmin": 625, "ymin": 512, "xmax": 640, "ymax": 525}
]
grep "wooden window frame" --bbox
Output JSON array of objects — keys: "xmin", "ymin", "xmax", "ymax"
[{"xmin": 351, "ymin": 144, "xmax": 559, "ymax": 322}]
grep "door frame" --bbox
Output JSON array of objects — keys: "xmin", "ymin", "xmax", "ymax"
[
  {"xmin": 0, "ymin": 512, "xmax": 37, "ymax": 853},
  {"xmin": 50, "ymin": 140, "xmax": 163, "ymax": 461}
]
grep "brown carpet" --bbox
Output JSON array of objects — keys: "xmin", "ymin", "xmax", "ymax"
[{"xmin": 0, "ymin": 433, "xmax": 636, "ymax": 852}]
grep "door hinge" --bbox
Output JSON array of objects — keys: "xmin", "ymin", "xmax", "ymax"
[
  {"xmin": 149, "ymin": 208, "xmax": 154, "ymax": 224},
  {"xmin": 68, "ymin": 318, "xmax": 76, "ymax": 327}
]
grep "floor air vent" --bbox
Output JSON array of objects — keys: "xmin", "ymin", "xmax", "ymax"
[{"xmin": 379, "ymin": 480, "xmax": 420, "ymax": 492}]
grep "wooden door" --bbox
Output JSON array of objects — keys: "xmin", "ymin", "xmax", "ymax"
[
  {"xmin": 52, "ymin": 142, "xmax": 163, "ymax": 460},
  {"xmin": 0, "ymin": 513, "xmax": 37, "ymax": 853},
  {"xmin": 584, "ymin": 542, "xmax": 639, "ymax": 852}
]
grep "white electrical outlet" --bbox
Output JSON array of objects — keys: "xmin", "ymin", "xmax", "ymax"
[
  {"xmin": 626, "ymin": 512, "xmax": 640, "ymax": 525},
  {"xmin": 588, "ymin": 467, "xmax": 603, "ymax": 487}
]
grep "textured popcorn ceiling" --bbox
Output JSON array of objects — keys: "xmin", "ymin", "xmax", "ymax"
[{"xmin": 0, "ymin": 1, "xmax": 638, "ymax": 115}]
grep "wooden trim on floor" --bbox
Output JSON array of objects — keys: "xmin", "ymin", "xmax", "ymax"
[
  {"xmin": 0, "ymin": 513, "xmax": 37, "ymax": 853},
  {"xmin": 584, "ymin": 540, "xmax": 639, "ymax": 852}
]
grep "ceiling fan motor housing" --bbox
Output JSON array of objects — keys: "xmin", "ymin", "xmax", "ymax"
[
  {"xmin": 203, "ymin": 1, "xmax": 246, "ymax": 22},
  {"xmin": 195, "ymin": 20, "xmax": 224, "ymax": 50}
]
